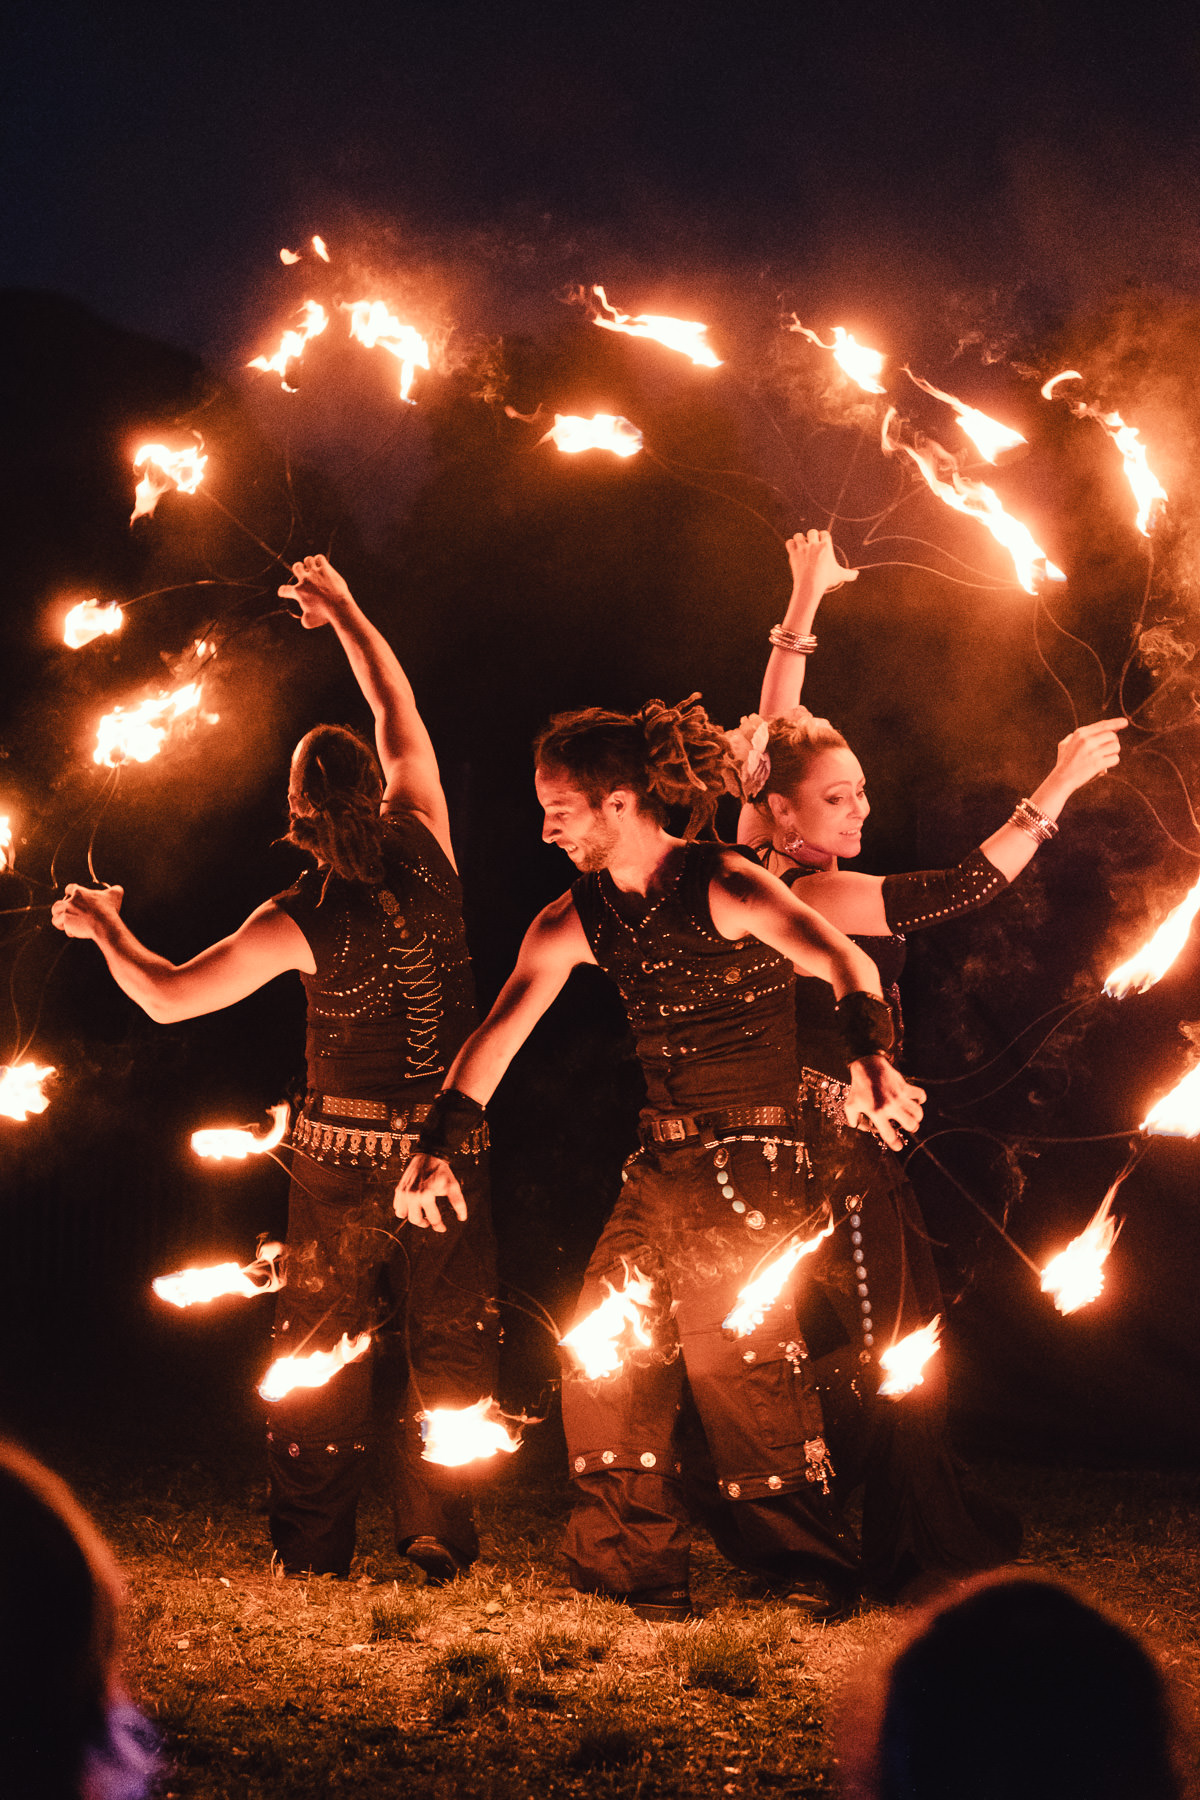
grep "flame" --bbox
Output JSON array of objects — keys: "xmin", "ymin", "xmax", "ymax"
[
  {"xmin": 0, "ymin": 1062, "xmax": 54, "ymax": 1122},
  {"xmin": 878, "ymin": 1316, "xmax": 942, "ymax": 1397},
  {"xmin": 904, "ymin": 369, "xmax": 1026, "ymax": 463},
  {"xmin": 789, "ymin": 319, "xmax": 886, "ymax": 394},
  {"xmin": 342, "ymin": 300, "xmax": 430, "ymax": 402},
  {"xmin": 1142, "ymin": 1061, "xmax": 1200, "ymax": 1137},
  {"xmin": 0, "ymin": 816, "xmax": 11, "ymax": 873},
  {"xmin": 1040, "ymin": 1186, "xmax": 1124, "ymax": 1315},
  {"xmin": 541, "ymin": 414, "xmax": 644, "ymax": 458},
  {"xmin": 248, "ymin": 300, "xmax": 329, "ymax": 391},
  {"xmin": 882, "ymin": 409, "xmax": 1065, "ymax": 592},
  {"xmin": 93, "ymin": 682, "xmax": 215, "ymax": 767},
  {"xmin": 64, "ymin": 599, "xmax": 124, "ymax": 650},
  {"xmin": 153, "ymin": 1242, "xmax": 285, "ymax": 1309},
  {"xmin": 131, "ymin": 441, "xmax": 207, "ymax": 523},
  {"xmin": 722, "ymin": 1213, "xmax": 837, "ymax": 1337},
  {"xmin": 280, "ymin": 247, "xmax": 301, "ymax": 265},
  {"xmin": 1041, "ymin": 370, "xmax": 1083, "ymax": 400},
  {"xmin": 258, "ymin": 1331, "xmax": 371, "ymax": 1402},
  {"xmin": 191, "ymin": 1102, "xmax": 290, "ymax": 1161},
  {"xmin": 1042, "ymin": 379, "xmax": 1167, "ymax": 536},
  {"xmin": 560, "ymin": 1265, "xmax": 656, "ymax": 1380},
  {"xmin": 590, "ymin": 284, "xmax": 721, "ymax": 367},
  {"xmin": 419, "ymin": 1397, "xmax": 523, "ymax": 1466},
  {"xmin": 312, "ymin": 235, "xmax": 330, "ymax": 262},
  {"xmin": 1104, "ymin": 873, "xmax": 1200, "ymax": 998}
]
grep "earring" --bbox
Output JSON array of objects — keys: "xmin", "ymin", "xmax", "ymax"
[{"xmin": 782, "ymin": 828, "xmax": 805, "ymax": 856}]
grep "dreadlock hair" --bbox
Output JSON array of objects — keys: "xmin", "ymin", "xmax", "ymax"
[
  {"xmin": 757, "ymin": 712, "xmax": 850, "ymax": 808},
  {"xmin": 285, "ymin": 724, "xmax": 386, "ymax": 886},
  {"xmin": 534, "ymin": 694, "xmax": 733, "ymax": 838}
]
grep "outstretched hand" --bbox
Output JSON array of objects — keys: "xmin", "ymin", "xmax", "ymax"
[
  {"xmin": 1051, "ymin": 717, "xmax": 1128, "ymax": 793},
  {"xmin": 278, "ymin": 554, "xmax": 356, "ymax": 629},
  {"xmin": 395, "ymin": 1152, "xmax": 468, "ymax": 1230},
  {"xmin": 51, "ymin": 883, "xmax": 125, "ymax": 940},
  {"xmin": 844, "ymin": 1054, "xmax": 925, "ymax": 1152},
  {"xmin": 785, "ymin": 528, "xmax": 858, "ymax": 601}
]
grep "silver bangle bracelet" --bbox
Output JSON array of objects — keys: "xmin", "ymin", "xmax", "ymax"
[
  {"xmin": 1009, "ymin": 797, "xmax": 1059, "ymax": 844},
  {"xmin": 769, "ymin": 625, "xmax": 818, "ymax": 654}
]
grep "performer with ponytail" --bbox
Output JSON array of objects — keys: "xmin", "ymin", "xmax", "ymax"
[
  {"xmin": 399, "ymin": 696, "xmax": 925, "ymax": 1621},
  {"xmin": 53, "ymin": 556, "xmax": 496, "ymax": 1583},
  {"xmin": 727, "ymin": 528, "xmax": 1125, "ymax": 1598}
]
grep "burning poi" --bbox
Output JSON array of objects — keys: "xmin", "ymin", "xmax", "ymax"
[{"xmin": 0, "ymin": 1062, "xmax": 55, "ymax": 1122}]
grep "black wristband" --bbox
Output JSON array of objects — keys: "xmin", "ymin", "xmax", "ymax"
[
  {"xmin": 835, "ymin": 991, "xmax": 895, "ymax": 1063},
  {"xmin": 416, "ymin": 1088, "xmax": 487, "ymax": 1158}
]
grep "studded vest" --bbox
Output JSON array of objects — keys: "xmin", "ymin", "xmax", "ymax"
[
  {"xmin": 572, "ymin": 843, "xmax": 800, "ymax": 1117},
  {"xmin": 275, "ymin": 811, "xmax": 477, "ymax": 1101}
]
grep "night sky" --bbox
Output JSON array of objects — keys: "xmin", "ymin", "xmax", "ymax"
[{"xmin": 3, "ymin": 0, "xmax": 1200, "ymax": 1461}]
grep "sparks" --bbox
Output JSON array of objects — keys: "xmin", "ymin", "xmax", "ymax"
[
  {"xmin": 1104, "ymin": 873, "xmax": 1200, "ymax": 998},
  {"xmin": 311, "ymin": 235, "xmax": 330, "ymax": 262},
  {"xmin": 342, "ymin": 300, "xmax": 430, "ymax": 403},
  {"xmin": 93, "ymin": 682, "xmax": 215, "ymax": 768},
  {"xmin": 0, "ymin": 1062, "xmax": 55, "ymax": 1122},
  {"xmin": 559, "ymin": 1265, "xmax": 656, "ymax": 1380},
  {"xmin": 258, "ymin": 1331, "xmax": 371, "ymax": 1403},
  {"xmin": 64, "ymin": 599, "xmax": 124, "ymax": 650},
  {"xmin": 1040, "ymin": 1185, "xmax": 1124, "ymax": 1315},
  {"xmin": 191, "ymin": 1102, "xmax": 290, "ymax": 1161},
  {"xmin": 130, "ymin": 441, "xmax": 207, "ymax": 523},
  {"xmin": 789, "ymin": 319, "xmax": 887, "ymax": 395},
  {"xmin": 280, "ymin": 247, "xmax": 301, "ymax": 265},
  {"xmin": 882, "ymin": 409, "xmax": 1065, "ymax": 592},
  {"xmin": 0, "ymin": 816, "xmax": 12, "ymax": 873},
  {"xmin": 1143, "ymin": 1061, "xmax": 1200, "ymax": 1137},
  {"xmin": 904, "ymin": 369, "xmax": 1026, "ymax": 463},
  {"xmin": 722, "ymin": 1213, "xmax": 836, "ymax": 1337},
  {"xmin": 419, "ymin": 1397, "xmax": 523, "ymax": 1467},
  {"xmin": 247, "ymin": 300, "xmax": 329, "ymax": 391},
  {"xmin": 541, "ymin": 413, "xmax": 644, "ymax": 458},
  {"xmin": 590, "ymin": 284, "xmax": 721, "ymax": 368},
  {"xmin": 153, "ymin": 1242, "xmax": 285, "ymax": 1309},
  {"xmin": 878, "ymin": 1316, "xmax": 942, "ymax": 1397}
]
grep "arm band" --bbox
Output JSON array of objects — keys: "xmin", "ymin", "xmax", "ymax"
[
  {"xmin": 881, "ymin": 847, "xmax": 1008, "ymax": 935},
  {"xmin": 835, "ymin": 991, "xmax": 895, "ymax": 1063},
  {"xmin": 416, "ymin": 1088, "xmax": 487, "ymax": 1158}
]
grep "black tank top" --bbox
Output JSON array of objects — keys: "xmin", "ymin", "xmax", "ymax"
[
  {"xmin": 779, "ymin": 863, "xmax": 907, "ymax": 1081},
  {"xmin": 572, "ymin": 842, "xmax": 800, "ymax": 1117},
  {"xmin": 275, "ymin": 811, "xmax": 478, "ymax": 1100}
]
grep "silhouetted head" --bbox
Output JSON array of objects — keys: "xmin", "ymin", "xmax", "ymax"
[{"xmin": 286, "ymin": 723, "xmax": 386, "ymax": 885}]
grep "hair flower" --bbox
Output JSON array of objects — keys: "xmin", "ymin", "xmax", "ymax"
[{"xmin": 724, "ymin": 714, "xmax": 772, "ymax": 801}]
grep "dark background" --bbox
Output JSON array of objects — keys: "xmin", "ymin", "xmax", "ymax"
[{"xmin": 2, "ymin": 0, "xmax": 1200, "ymax": 1469}]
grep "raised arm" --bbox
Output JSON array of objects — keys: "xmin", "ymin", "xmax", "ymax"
[
  {"xmin": 51, "ymin": 885, "xmax": 313, "ymax": 1023},
  {"xmin": 758, "ymin": 529, "xmax": 858, "ymax": 717},
  {"xmin": 394, "ymin": 892, "xmax": 594, "ymax": 1228},
  {"xmin": 279, "ymin": 555, "xmax": 453, "ymax": 861},
  {"xmin": 977, "ymin": 717, "xmax": 1127, "ymax": 880}
]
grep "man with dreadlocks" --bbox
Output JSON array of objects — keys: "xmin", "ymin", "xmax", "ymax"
[
  {"xmin": 52, "ymin": 556, "xmax": 496, "ymax": 1583},
  {"xmin": 399, "ymin": 696, "xmax": 925, "ymax": 1620}
]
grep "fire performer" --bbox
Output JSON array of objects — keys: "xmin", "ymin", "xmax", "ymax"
[
  {"xmin": 398, "ymin": 699, "xmax": 925, "ymax": 1620},
  {"xmin": 731, "ymin": 528, "xmax": 1125, "ymax": 1596},
  {"xmin": 52, "ymin": 556, "xmax": 495, "ymax": 1582}
]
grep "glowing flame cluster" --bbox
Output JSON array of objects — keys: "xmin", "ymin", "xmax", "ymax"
[
  {"xmin": 722, "ymin": 1213, "xmax": 836, "ymax": 1337},
  {"xmin": 419, "ymin": 1397, "xmax": 523, "ymax": 1467},
  {"xmin": 790, "ymin": 319, "xmax": 887, "ymax": 394},
  {"xmin": 1041, "ymin": 373, "xmax": 1167, "ymax": 536},
  {"xmin": 153, "ymin": 1242, "xmax": 285, "ymax": 1309},
  {"xmin": 1040, "ymin": 1186, "xmax": 1123, "ymax": 1316},
  {"xmin": 559, "ymin": 1265, "xmax": 656, "ymax": 1380},
  {"xmin": 883, "ymin": 410, "xmax": 1064, "ymax": 593},
  {"xmin": 541, "ymin": 414, "xmax": 644, "ymax": 458},
  {"xmin": 343, "ymin": 300, "xmax": 430, "ymax": 402},
  {"xmin": 877, "ymin": 1316, "xmax": 942, "ymax": 1397},
  {"xmin": 1104, "ymin": 875, "xmax": 1200, "ymax": 998},
  {"xmin": 191, "ymin": 1102, "xmax": 289, "ymax": 1161},
  {"xmin": 0, "ymin": 816, "xmax": 11, "ymax": 874},
  {"xmin": 279, "ymin": 236, "xmax": 330, "ymax": 266},
  {"xmin": 64, "ymin": 600, "xmax": 124, "ymax": 650},
  {"xmin": 131, "ymin": 442, "xmax": 207, "ymax": 523},
  {"xmin": 93, "ymin": 682, "xmax": 215, "ymax": 767},
  {"xmin": 259, "ymin": 1331, "xmax": 372, "ymax": 1402},
  {"xmin": 590, "ymin": 285, "xmax": 721, "ymax": 367},
  {"xmin": 905, "ymin": 369, "xmax": 1026, "ymax": 464},
  {"xmin": 248, "ymin": 301, "xmax": 329, "ymax": 391},
  {"xmin": 1142, "ymin": 1061, "xmax": 1200, "ymax": 1138},
  {"xmin": 0, "ymin": 1062, "xmax": 54, "ymax": 1122}
]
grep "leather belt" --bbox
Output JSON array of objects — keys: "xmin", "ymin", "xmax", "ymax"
[
  {"xmin": 315, "ymin": 1095, "xmax": 434, "ymax": 1128},
  {"xmin": 643, "ymin": 1104, "xmax": 796, "ymax": 1146},
  {"xmin": 293, "ymin": 1097, "xmax": 488, "ymax": 1166}
]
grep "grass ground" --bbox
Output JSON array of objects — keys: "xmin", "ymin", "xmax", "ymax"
[{"xmin": 55, "ymin": 1428, "xmax": 1200, "ymax": 1799}]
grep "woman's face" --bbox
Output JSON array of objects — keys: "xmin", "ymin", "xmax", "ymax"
[{"xmin": 772, "ymin": 746, "xmax": 869, "ymax": 863}]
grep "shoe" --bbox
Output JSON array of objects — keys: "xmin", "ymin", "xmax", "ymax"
[
  {"xmin": 402, "ymin": 1535, "xmax": 466, "ymax": 1585},
  {"xmin": 626, "ymin": 1585, "xmax": 696, "ymax": 1624},
  {"xmin": 775, "ymin": 1576, "xmax": 857, "ymax": 1624}
]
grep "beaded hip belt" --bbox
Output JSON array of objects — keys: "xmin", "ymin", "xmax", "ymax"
[
  {"xmin": 292, "ymin": 1094, "xmax": 488, "ymax": 1168},
  {"xmin": 799, "ymin": 1067, "xmax": 874, "ymax": 1133}
]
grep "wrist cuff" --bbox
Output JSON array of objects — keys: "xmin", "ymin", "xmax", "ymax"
[
  {"xmin": 836, "ymin": 991, "xmax": 895, "ymax": 1063},
  {"xmin": 416, "ymin": 1088, "xmax": 487, "ymax": 1158}
]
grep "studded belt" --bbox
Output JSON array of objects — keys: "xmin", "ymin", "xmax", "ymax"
[
  {"xmin": 643, "ymin": 1104, "xmax": 796, "ymax": 1146},
  {"xmin": 292, "ymin": 1096, "xmax": 487, "ymax": 1168}
]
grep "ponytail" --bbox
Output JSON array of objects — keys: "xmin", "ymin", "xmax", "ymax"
[
  {"xmin": 535, "ymin": 694, "xmax": 733, "ymax": 837},
  {"xmin": 286, "ymin": 725, "xmax": 386, "ymax": 886}
]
